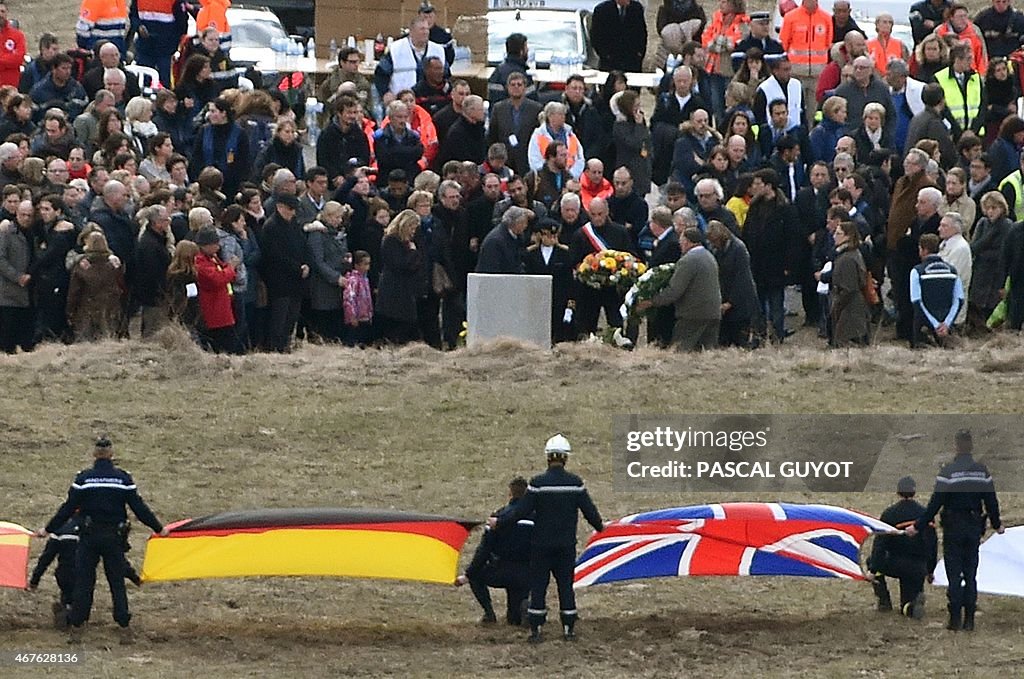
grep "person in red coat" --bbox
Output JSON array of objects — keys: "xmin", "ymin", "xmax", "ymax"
[
  {"xmin": 0, "ymin": 3, "xmax": 27, "ymax": 89},
  {"xmin": 194, "ymin": 226, "xmax": 238, "ymax": 353}
]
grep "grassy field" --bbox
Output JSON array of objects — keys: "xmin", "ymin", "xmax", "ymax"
[{"xmin": 0, "ymin": 333, "xmax": 1023, "ymax": 678}]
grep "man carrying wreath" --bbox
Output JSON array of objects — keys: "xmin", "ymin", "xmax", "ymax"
[
  {"xmin": 638, "ymin": 227, "xmax": 722, "ymax": 351},
  {"xmin": 568, "ymin": 197, "xmax": 636, "ymax": 336}
]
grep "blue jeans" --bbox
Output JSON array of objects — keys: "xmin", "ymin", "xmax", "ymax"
[{"xmin": 757, "ymin": 284, "xmax": 786, "ymax": 341}]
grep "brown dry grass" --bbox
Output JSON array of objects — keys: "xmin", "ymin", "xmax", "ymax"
[{"xmin": 1, "ymin": 334, "xmax": 1023, "ymax": 678}]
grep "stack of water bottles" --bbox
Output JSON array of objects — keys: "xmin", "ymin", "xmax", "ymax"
[{"xmin": 305, "ymin": 97, "xmax": 323, "ymax": 145}]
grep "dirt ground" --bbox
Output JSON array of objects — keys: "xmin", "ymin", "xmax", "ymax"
[
  {"xmin": 0, "ymin": 333, "xmax": 1023, "ymax": 678},
  {"xmin": 2, "ymin": 2, "xmax": 1022, "ymax": 676}
]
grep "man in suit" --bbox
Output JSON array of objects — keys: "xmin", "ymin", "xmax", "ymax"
[
  {"xmin": 488, "ymin": 72, "xmax": 543, "ymax": 177},
  {"xmin": 706, "ymin": 219, "xmax": 758, "ymax": 347},
  {"xmin": 758, "ymin": 99, "xmax": 811, "ymax": 167},
  {"xmin": 476, "ymin": 205, "xmax": 529, "ymax": 274},
  {"xmin": 525, "ymin": 218, "xmax": 576, "ymax": 343},
  {"xmin": 639, "ymin": 226, "xmax": 722, "ymax": 351},
  {"xmin": 591, "ymin": 0, "xmax": 647, "ymax": 72},
  {"xmin": 640, "ymin": 206, "xmax": 682, "ymax": 346},
  {"xmin": 769, "ymin": 135, "xmax": 808, "ymax": 205},
  {"xmin": 651, "ymin": 66, "xmax": 709, "ymax": 186},
  {"xmin": 795, "ymin": 161, "xmax": 833, "ymax": 326},
  {"xmin": 569, "ymin": 196, "xmax": 635, "ymax": 334}
]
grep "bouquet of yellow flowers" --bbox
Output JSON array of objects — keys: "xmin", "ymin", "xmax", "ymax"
[
  {"xmin": 620, "ymin": 262, "xmax": 676, "ymax": 322},
  {"xmin": 577, "ymin": 250, "xmax": 647, "ymax": 293}
]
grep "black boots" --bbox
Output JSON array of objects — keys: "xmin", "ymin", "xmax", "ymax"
[
  {"xmin": 872, "ymin": 580, "xmax": 892, "ymax": 612},
  {"xmin": 947, "ymin": 606, "xmax": 962, "ymax": 631},
  {"xmin": 962, "ymin": 607, "xmax": 975, "ymax": 632},
  {"xmin": 528, "ymin": 626, "xmax": 542, "ymax": 643}
]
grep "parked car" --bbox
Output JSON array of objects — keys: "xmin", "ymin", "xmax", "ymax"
[
  {"xmin": 187, "ymin": 4, "xmax": 300, "ymax": 70},
  {"xmin": 487, "ymin": 8, "xmax": 593, "ymax": 68}
]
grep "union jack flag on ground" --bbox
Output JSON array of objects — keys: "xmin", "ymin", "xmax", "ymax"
[{"xmin": 574, "ymin": 503, "xmax": 894, "ymax": 588}]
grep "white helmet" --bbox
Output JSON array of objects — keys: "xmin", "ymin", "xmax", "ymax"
[{"xmin": 544, "ymin": 433, "xmax": 572, "ymax": 457}]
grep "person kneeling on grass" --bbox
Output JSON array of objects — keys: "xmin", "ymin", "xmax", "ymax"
[{"xmin": 456, "ymin": 477, "xmax": 533, "ymax": 626}]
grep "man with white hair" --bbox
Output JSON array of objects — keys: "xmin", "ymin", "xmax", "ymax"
[
  {"xmin": 568, "ymin": 196, "xmax": 634, "ymax": 334},
  {"xmin": 694, "ymin": 177, "xmax": 739, "ymax": 235},
  {"xmin": 374, "ymin": 15, "xmax": 446, "ymax": 105},
  {"xmin": 435, "ymin": 94, "xmax": 487, "ymax": 169},
  {"xmin": 0, "ymin": 141, "xmax": 21, "ymax": 189},
  {"xmin": 263, "ymin": 168, "xmax": 297, "ymax": 215},
  {"xmin": 892, "ymin": 185, "xmax": 943, "ymax": 339},
  {"xmin": 88, "ymin": 180, "xmax": 136, "ymax": 269},
  {"xmin": 834, "ymin": 55, "xmax": 897, "ymax": 140},
  {"xmin": 938, "ymin": 211, "xmax": 972, "ymax": 325},
  {"xmin": 476, "ymin": 205, "xmax": 528, "ymax": 274},
  {"xmin": 82, "ymin": 41, "xmax": 141, "ymax": 100},
  {"xmin": 639, "ymin": 225, "xmax": 722, "ymax": 352},
  {"xmin": 102, "ymin": 68, "xmax": 127, "ymax": 108}
]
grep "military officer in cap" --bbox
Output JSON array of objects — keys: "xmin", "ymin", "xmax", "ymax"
[
  {"xmin": 907, "ymin": 429, "xmax": 1004, "ymax": 631},
  {"xmin": 490, "ymin": 434, "xmax": 604, "ymax": 643},
  {"xmin": 40, "ymin": 436, "xmax": 168, "ymax": 644},
  {"xmin": 867, "ymin": 476, "xmax": 937, "ymax": 619}
]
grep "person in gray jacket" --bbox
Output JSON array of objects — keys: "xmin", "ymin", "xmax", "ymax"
[
  {"xmin": 305, "ymin": 201, "xmax": 352, "ymax": 341},
  {"xmin": 639, "ymin": 226, "xmax": 721, "ymax": 351},
  {"xmin": 0, "ymin": 199, "xmax": 35, "ymax": 353}
]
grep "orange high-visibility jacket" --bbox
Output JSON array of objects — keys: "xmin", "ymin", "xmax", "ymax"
[
  {"xmin": 702, "ymin": 11, "xmax": 750, "ymax": 75},
  {"xmin": 935, "ymin": 20, "xmax": 988, "ymax": 75},
  {"xmin": 867, "ymin": 35, "xmax": 908, "ymax": 74},
  {"xmin": 780, "ymin": 6, "xmax": 833, "ymax": 72}
]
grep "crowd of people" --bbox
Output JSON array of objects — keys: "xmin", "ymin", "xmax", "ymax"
[{"xmin": 4, "ymin": 0, "xmax": 1024, "ymax": 353}]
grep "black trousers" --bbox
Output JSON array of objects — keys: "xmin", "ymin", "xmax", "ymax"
[
  {"xmin": 467, "ymin": 560, "xmax": 530, "ymax": 624},
  {"xmin": 719, "ymin": 313, "xmax": 751, "ymax": 348},
  {"xmin": 943, "ymin": 528, "xmax": 982, "ymax": 615},
  {"xmin": 575, "ymin": 285, "xmax": 623, "ymax": 335},
  {"xmin": 527, "ymin": 544, "xmax": 578, "ymax": 629},
  {"xmin": 0, "ymin": 305, "xmax": 34, "ymax": 354},
  {"xmin": 69, "ymin": 529, "xmax": 131, "ymax": 628},
  {"xmin": 417, "ymin": 293, "xmax": 442, "ymax": 349},
  {"xmin": 873, "ymin": 555, "xmax": 927, "ymax": 611},
  {"xmin": 55, "ymin": 552, "xmax": 76, "ymax": 607},
  {"xmin": 268, "ymin": 295, "xmax": 303, "ymax": 352}
]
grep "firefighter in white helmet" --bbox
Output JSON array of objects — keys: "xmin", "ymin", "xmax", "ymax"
[{"xmin": 489, "ymin": 433, "xmax": 604, "ymax": 643}]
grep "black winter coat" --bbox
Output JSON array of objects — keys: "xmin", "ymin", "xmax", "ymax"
[
  {"xmin": 260, "ymin": 212, "xmax": 308, "ymax": 298},
  {"xmin": 376, "ymin": 235, "xmax": 422, "ymax": 323},
  {"xmin": 132, "ymin": 227, "xmax": 171, "ymax": 307},
  {"xmin": 743, "ymin": 191, "xmax": 796, "ymax": 289},
  {"xmin": 434, "ymin": 116, "xmax": 486, "ymax": 170}
]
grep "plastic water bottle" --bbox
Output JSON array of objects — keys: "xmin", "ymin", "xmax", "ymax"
[
  {"xmin": 346, "ymin": 35, "xmax": 356, "ymax": 48},
  {"xmin": 329, "ymin": 39, "xmax": 338, "ymax": 61},
  {"xmin": 305, "ymin": 97, "xmax": 321, "ymax": 145},
  {"xmin": 306, "ymin": 37, "xmax": 316, "ymax": 58}
]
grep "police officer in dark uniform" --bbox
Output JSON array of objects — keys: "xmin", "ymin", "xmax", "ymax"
[
  {"xmin": 867, "ymin": 476, "xmax": 937, "ymax": 619},
  {"xmin": 39, "ymin": 436, "xmax": 168, "ymax": 644},
  {"xmin": 456, "ymin": 477, "xmax": 533, "ymax": 625},
  {"xmin": 907, "ymin": 429, "xmax": 1004, "ymax": 631},
  {"xmin": 491, "ymin": 434, "xmax": 604, "ymax": 643},
  {"xmin": 29, "ymin": 512, "xmax": 144, "ymax": 629}
]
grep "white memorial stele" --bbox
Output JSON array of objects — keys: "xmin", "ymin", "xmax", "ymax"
[{"xmin": 466, "ymin": 274, "xmax": 552, "ymax": 349}]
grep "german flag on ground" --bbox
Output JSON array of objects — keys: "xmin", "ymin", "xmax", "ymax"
[
  {"xmin": 0, "ymin": 521, "xmax": 33, "ymax": 589},
  {"xmin": 141, "ymin": 508, "xmax": 479, "ymax": 584}
]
